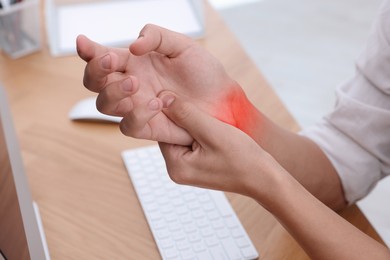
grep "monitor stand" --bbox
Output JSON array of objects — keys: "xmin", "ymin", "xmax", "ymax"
[{"xmin": 32, "ymin": 202, "xmax": 51, "ymax": 260}]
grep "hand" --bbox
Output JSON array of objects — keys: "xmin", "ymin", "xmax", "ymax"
[
  {"xmin": 158, "ymin": 92, "xmax": 390, "ymax": 260},
  {"xmin": 77, "ymin": 24, "xmax": 345, "ymax": 210},
  {"xmin": 77, "ymin": 24, "xmax": 247, "ymax": 145},
  {"xmin": 157, "ymin": 91, "xmax": 279, "ymax": 198}
]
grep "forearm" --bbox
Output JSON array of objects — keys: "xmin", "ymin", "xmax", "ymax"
[
  {"xmin": 255, "ymin": 114, "xmax": 347, "ymax": 209},
  {"xmin": 226, "ymin": 88, "xmax": 347, "ymax": 209},
  {"xmin": 252, "ymin": 162, "xmax": 390, "ymax": 260}
]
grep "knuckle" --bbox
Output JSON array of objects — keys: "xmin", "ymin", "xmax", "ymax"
[
  {"xmin": 119, "ymin": 120, "xmax": 132, "ymax": 136},
  {"xmin": 82, "ymin": 73, "xmax": 96, "ymax": 90},
  {"xmin": 119, "ymin": 122, "xmax": 129, "ymax": 136},
  {"xmin": 119, "ymin": 119, "xmax": 143, "ymax": 139},
  {"xmin": 114, "ymin": 99, "xmax": 133, "ymax": 116},
  {"xmin": 95, "ymin": 95, "xmax": 107, "ymax": 114},
  {"xmin": 144, "ymin": 23, "xmax": 157, "ymax": 31},
  {"xmin": 140, "ymin": 23, "xmax": 155, "ymax": 36},
  {"xmin": 168, "ymin": 169, "xmax": 191, "ymax": 185},
  {"xmin": 83, "ymin": 61, "xmax": 108, "ymax": 92},
  {"xmin": 82, "ymin": 74, "xmax": 88, "ymax": 88},
  {"xmin": 166, "ymin": 160, "xmax": 195, "ymax": 185}
]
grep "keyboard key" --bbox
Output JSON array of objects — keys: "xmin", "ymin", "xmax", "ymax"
[
  {"xmin": 205, "ymin": 235, "xmax": 219, "ymax": 247},
  {"xmin": 209, "ymin": 245, "xmax": 229, "ymax": 260},
  {"xmin": 221, "ymin": 237, "xmax": 243, "ymax": 260}
]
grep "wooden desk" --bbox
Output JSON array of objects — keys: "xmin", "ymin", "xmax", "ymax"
[{"xmin": 0, "ymin": 1, "xmax": 384, "ymax": 259}]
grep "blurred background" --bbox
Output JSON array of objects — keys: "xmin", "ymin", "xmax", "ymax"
[{"xmin": 209, "ymin": 0, "xmax": 390, "ymax": 247}]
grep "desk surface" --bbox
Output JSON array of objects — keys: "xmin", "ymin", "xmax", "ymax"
[{"xmin": 0, "ymin": 1, "xmax": 384, "ymax": 259}]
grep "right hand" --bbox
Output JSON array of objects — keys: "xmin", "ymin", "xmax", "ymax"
[{"xmin": 157, "ymin": 91, "xmax": 280, "ymax": 199}]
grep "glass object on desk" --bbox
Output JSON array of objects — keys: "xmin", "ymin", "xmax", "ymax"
[{"xmin": 0, "ymin": 0, "xmax": 41, "ymax": 59}]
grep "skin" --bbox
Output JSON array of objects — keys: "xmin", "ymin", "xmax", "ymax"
[
  {"xmin": 77, "ymin": 25, "xmax": 241, "ymax": 145},
  {"xmin": 158, "ymin": 92, "xmax": 390, "ymax": 260},
  {"xmin": 76, "ymin": 23, "xmax": 390, "ymax": 259},
  {"xmin": 77, "ymin": 24, "xmax": 345, "ymax": 210}
]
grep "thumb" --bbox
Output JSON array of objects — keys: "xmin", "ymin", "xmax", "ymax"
[{"xmin": 158, "ymin": 91, "xmax": 222, "ymax": 144}]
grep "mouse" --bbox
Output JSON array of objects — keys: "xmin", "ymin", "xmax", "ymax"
[{"xmin": 69, "ymin": 96, "xmax": 122, "ymax": 123}]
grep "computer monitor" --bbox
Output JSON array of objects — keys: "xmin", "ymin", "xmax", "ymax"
[{"xmin": 0, "ymin": 84, "xmax": 50, "ymax": 260}]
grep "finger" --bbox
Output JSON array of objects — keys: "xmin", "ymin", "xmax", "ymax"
[
  {"xmin": 158, "ymin": 142, "xmax": 189, "ymax": 165},
  {"xmin": 120, "ymin": 98, "xmax": 193, "ymax": 145},
  {"xmin": 77, "ymin": 34, "xmax": 130, "ymax": 71},
  {"xmin": 158, "ymin": 91, "xmax": 226, "ymax": 146},
  {"xmin": 77, "ymin": 35, "xmax": 133, "ymax": 92},
  {"xmin": 158, "ymin": 142, "xmax": 194, "ymax": 185},
  {"xmin": 96, "ymin": 76, "xmax": 139, "ymax": 116},
  {"xmin": 77, "ymin": 35, "xmax": 121, "ymax": 63},
  {"xmin": 119, "ymin": 98, "xmax": 163, "ymax": 139},
  {"xmin": 130, "ymin": 24, "xmax": 194, "ymax": 58},
  {"xmin": 82, "ymin": 52, "xmax": 119, "ymax": 92},
  {"xmin": 77, "ymin": 34, "xmax": 110, "ymax": 62}
]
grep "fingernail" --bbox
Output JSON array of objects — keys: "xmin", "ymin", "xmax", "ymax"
[
  {"xmin": 101, "ymin": 54, "xmax": 111, "ymax": 70},
  {"xmin": 148, "ymin": 99, "xmax": 161, "ymax": 111},
  {"xmin": 121, "ymin": 78, "xmax": 133, "ymax": 92},
  {"xmin": 161, "ymin": 94, "xmax": 175, "ymax": 108}
]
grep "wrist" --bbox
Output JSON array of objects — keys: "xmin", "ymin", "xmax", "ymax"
[
  {"xmin": 245, "ymin": 153, "xmax": 295, "ymax": 212},
  {"xmin": 213, "ymin": 84, "xmax": 262, "ymax": 138}
]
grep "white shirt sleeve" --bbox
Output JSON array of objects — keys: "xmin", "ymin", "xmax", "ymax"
[{"xmin": 301, "ymin": 0, "xmax": 390, "ymax": 204}]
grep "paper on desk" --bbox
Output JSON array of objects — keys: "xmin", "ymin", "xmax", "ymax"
[{"xmin": 46, "ymin": 0, "xmax": 204, "ymax": 56}]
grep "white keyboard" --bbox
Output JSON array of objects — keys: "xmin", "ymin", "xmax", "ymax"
[{"xmin": 122, "ymin": 145, "xmax": 259, "ymax": 260}]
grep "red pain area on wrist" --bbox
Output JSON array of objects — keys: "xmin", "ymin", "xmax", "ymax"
[{"xmin": 212, "ymin": 88, "xmax": 258, "ymax": 136}]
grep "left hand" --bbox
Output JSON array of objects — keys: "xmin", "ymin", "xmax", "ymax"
[{"xmin": 77, "ymin": 24, "xmax": 244, "ymax": 145}]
